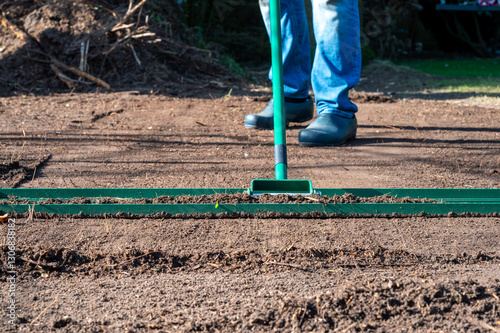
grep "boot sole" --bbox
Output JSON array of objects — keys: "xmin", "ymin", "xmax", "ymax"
[
  {"xmin": 245, "ymin": 116, "xmax": 312, "ymax": 130},
  {"xmin": 298, "ymin": 133, "xmax": 356, "ymax": 147}
]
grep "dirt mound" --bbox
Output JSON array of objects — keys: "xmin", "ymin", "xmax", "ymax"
[
  {"xmin": 5, "ymin": 245, "xmax": 499, "ymax": 331},
  {"xmin": 1, "ymin": 192, "xmax": 438, "ymax": 204},
  {"xmin": 240, "ymin": 280, "xmax": 500, "ymax": 332},
  {"xmin": 0, "ymin": 0, "xmax": 237, "ymax": 96},
  {"xmin": 3, "ymin": 245, "xmax": 498, "ymax": 278}
]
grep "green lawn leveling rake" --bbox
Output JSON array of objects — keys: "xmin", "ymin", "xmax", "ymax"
[
  {"xmin": 248, "ymin": 0, "xmax": 313, "ymax": 195},
  {"xmin": 1, "ymin": 0, "xmax": 499, "ymax": 217}
]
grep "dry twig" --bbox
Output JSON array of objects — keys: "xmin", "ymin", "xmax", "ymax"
[
  {"xmin": 111, "ymin": 0, "xmax": 147, "ymax": 32},
  {"xmin": 31, "ymin": 299, "xmax": 58, "ymax": 325},
  {"xmin": 466, "ymin": 317, "xmax": 500, "ymax": 333},
  {"xmin": 129, "ymin": 44, "xmax": 141, "ymax": 66},
  {"xmin": 50, "ymin": 64, "xmax": 78, "ymax": 88},
  {"xmin": 83, "ymin": 0, "xmax": 117, "ymax": 17},
  {"xmin": 27, "ymin": 204, "xmax": 35, "ymax": 222},
  {"xmin": 20, "ymin": 256, "xmax": 60, "ymax": 269}
]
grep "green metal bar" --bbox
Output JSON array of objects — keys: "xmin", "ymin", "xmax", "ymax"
[
  {"xmin": 316, "ymin": 188, "xmax": 500, "ymax": 202},
  {"xmin": 270, "ymin": 0, "xmax": 287, "ymax": 180},
  {"xmin": 1, "ymin": 188, "xmax": 499, "ymax": 202},
  {"xmin": 0, "ymin": 188, "xmax": 245, "ymax": 200},
  {"xmin": 1, "ymin": 203, "xmax": 498, "ymax": 216}
]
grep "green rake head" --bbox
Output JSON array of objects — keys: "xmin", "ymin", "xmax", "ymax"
[
  {"xmin": 248, "ymin": 179, "xmax": 315, "ymax": 195},
  {"xmin": 245, "ymin": 0, "xmax": 315, "ymax": 196}
]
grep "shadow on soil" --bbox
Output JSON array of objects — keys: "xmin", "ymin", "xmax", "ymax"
[
  {"xmin": 2, "ymin": 130, "xmax": 499, "ymax": 149},
  {"xmin": 0, "ymin": 132, "xmax": 274, "ymax": 147},
  {"xmin": 391, "ymin": 91, "xmax": 500, "ymax": 100},
  {"xmin": 359, "ymin": 125, "xmax": 500, "ymax": 133}
]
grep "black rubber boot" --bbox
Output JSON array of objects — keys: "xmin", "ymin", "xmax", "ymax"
[
  {"xmin": 298, "ymin": 113, "xmax": 357, "ymax": 146},
  {"xmin": 244, "ymin": 97, "xmax": 314, "ymax": 130}
]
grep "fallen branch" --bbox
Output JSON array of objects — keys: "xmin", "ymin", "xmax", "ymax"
[
  {"xmin": 111, "ymin": 23, "xmax": 135, "ymax": 31},
  {"xmin": 2, "ymin": 15, "xmax": 111, "ymax": 90},
  {"xmin": 111, "ymin": 0, "xmax": 148, "ymax": 32},
  {"xmin": 131, "ymin": 32, "xmax": 156, "ymax": 39},
  {"xmin": 50, "ymin": 64, "xmax": 78, "ymax": 88},
  {"xmin": 50, "ymin": 58, "xmax": 111, "ymax": 90}
]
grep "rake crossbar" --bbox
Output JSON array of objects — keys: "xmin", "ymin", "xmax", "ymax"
[{"xmin": 1, "ymin": 188, "xmax": 498, "ymax": 216}]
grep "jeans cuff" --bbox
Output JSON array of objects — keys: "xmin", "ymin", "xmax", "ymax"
[{"xmin": 320, "ymin": 109, "xmax": 355, "ymax": 119}]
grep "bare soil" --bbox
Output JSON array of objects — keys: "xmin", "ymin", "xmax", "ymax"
[
  {"xmin": 1, "ymin": 1, "xmax": 500, "ymax": 332},
  {"xmin": 0, "ymin": 83, "xmax": 498, "ymax": 332}
]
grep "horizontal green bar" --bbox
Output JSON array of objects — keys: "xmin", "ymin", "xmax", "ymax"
[
  {"xmin": 1, "ymin": 188, "xmax": 499, "ymax": 202},
  {"xmin": 0, "ymin": 188, "xmax": 245, "ymax": 200},
  {"xmin": 316, "ymin": 188, "xmax": 500, "ymax": 201},
  {"xmin": 1, "ymin": 203, "xmax": 498, "ymax": 216}
]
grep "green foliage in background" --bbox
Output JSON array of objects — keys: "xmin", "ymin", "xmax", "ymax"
[{"xmin": 219, "ymin": 55, "xmax": 246, "ymax": 77}]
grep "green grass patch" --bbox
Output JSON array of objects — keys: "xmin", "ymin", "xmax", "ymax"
[
  {"xmin": 396, "ymin": 59, "xmax": 500, "ymax": 94},
  {"xmin": 398, "ymin": 59, "xmax": 500, "ymax": 78},
  {"xmin": 219, "ymin": 55, "xmax": 249, "ymax": 78},
  {"xmin": 427, "ymin": 78, "xmax": 500, "ymax": 94}
]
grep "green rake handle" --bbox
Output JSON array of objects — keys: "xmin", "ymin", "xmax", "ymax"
[
  {"xmin": 248, "ymin": 0, "xmax": 314, "ymax": 195},
  {"xmin": 270, "ymin": 0, "xmax": 287, "ymax": 180}
]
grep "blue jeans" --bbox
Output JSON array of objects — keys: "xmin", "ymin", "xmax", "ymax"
[{"xmin": 259, "ymin": 0, "xmax": 361, "ymax": 118}]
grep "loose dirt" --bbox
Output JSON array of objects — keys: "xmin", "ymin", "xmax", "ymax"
[
  {"xmin": 2, "ymin": 216, "xmax": 500, "ymax": 332},
  {"xmin": 1, "ymin": 192, "xmax": 439, "ymax": 205},
  {"xmin": 0, "ymin": 155, "xmax": 51, "ymax": 188},
  {"xmin": 1, "ymin": 1, "xmax": 500, "ymax": 332},
  {"xmin": 0, "ymin": 89, "xmax": 498, "ymax": 333}
]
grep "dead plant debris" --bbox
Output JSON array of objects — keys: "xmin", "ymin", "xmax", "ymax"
[{"xmin": 0, "ymin": 0, "xmax": 238, "ymax": 96}]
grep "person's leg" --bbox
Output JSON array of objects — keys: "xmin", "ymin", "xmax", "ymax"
[
  {"xmin": 299, "ymin": 0, "xmax": 361, "ymax": 146},
  {"xmin": 311, "ymin": 0, "xmax": 361, "ymax": 116},
  {"xmin": 260, "ymin": 0, "xmax": 311, "ymax": 98},
  {"xmin": 245, "ymin": 0, "xmax": 314, "ymax": 129}
]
